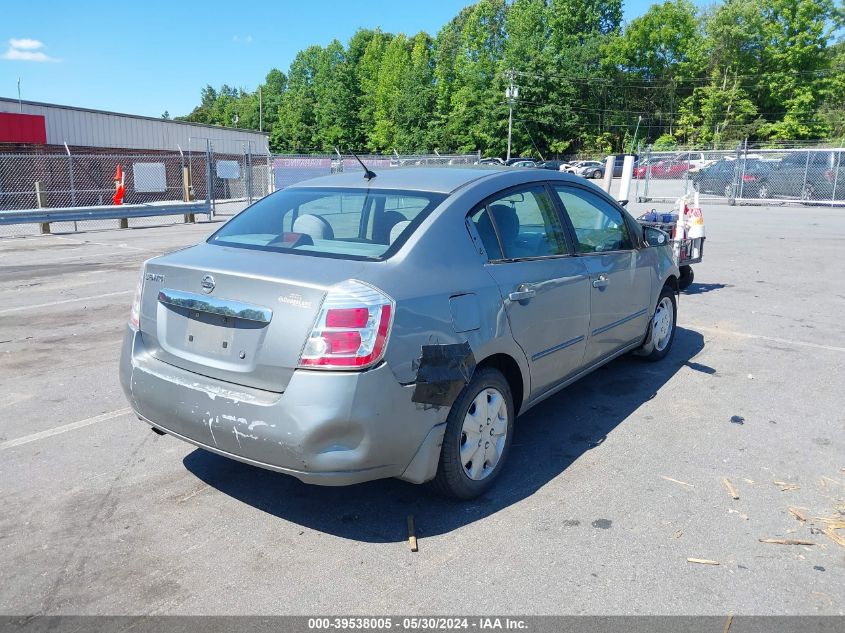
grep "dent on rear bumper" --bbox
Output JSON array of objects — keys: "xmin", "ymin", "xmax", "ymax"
[{"xmin": 119, "ymin": 326, "xmax": 448, "ymax": 486}]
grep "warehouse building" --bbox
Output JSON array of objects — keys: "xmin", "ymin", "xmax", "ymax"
[
  {"xmin": 0, "ymin": 97, "xmax": 268, "ymax": 155},
  {"xmin": 0, "ymin": 98, "xmax": 270, "ymax": 212}
]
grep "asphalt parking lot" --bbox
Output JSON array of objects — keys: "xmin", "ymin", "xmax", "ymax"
[{"xmin": 0, "ymin": 196, "xmax": 843, "ymax": 615}]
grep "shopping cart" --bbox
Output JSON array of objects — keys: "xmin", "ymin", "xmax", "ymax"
[{"xmin": 637, "ymin": 212, "xmax": 704, "ymax": 290}]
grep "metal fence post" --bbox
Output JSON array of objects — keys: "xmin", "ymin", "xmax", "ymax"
[
  {"xmin": 206, "ymin": 140, "xmax": 214, "ymax": 219},
  {"xmin": 64, "ymin": 142, "xmax": 77, "ymax": 207},
  {"xmin": 831, "ymin": 149, "xmax": 841, "ymax": 206},
  {"xmin": 642, "ymin": 146, "xmax": 652, "ymax": 201},
  {"xmin": 246, "ymin": 142, "xmax": 254, "ymax": 205},
  {"xmin": 801, "ymin": 150, "xmax": 811, "ymax": 199},
  {"xmin": 732, "ymin": 141, "xmax": 743, "ymax": 204}
]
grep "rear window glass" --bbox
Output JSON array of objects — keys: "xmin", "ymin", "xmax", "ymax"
[{"xmin": 208, "ymin": 187, "xmax": 446, "ymax": 260}]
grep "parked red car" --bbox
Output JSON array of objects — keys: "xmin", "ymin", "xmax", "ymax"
[{"xmin": 635, "ymin": 159, "xmax": 691, "ymax": 179}]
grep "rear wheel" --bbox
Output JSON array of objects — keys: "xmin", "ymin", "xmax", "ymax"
[
  {"xmin": 592, "ymin": 170, "xmax": 602, "ymax": 179},
  {"xmin": 430, "ymin": 368, "xmax": 514, "ymax": 500},
  {"xmin": 758, "ymin": 183, "xmax": 770, "ymax": 199},
  {"xmin": 639, "ymin": 287, "xmax": 677, "ymax": 362}
]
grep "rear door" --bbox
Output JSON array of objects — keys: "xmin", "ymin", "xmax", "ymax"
[
  {"xmin": 551, "ymin": 184, "xmax": 651, "ymax": 366},
  {"xmin": 469, "ymin": 184, "xmax": 591, "ymax": 395}
]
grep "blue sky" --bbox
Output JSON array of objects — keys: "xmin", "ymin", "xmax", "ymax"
[{"xmin": 2, "ymin": 0, "xmax": 696, "ymax": 118}]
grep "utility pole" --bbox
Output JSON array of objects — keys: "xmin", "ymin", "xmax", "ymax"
[
  {"xmin": 17, "ymin": 77, "xmax": 22, "ymax": 112},
  {"xmin": 631, "ymin": 115, "xmax": 642, "ymax": 154},
  {"xmin": 505, "ymin": 69, "xmax": 519, "ymax": 162},
  {"xmin": 259, "ymin": 85, "xmax": 263, "ymax": 132}
]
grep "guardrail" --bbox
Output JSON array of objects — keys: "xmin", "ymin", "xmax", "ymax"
[{"xmin": 0, "ymin": 200, "xmax": 211, "ymax": 232}]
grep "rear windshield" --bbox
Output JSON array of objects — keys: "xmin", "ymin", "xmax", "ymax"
[{"xmin": 208, "ymin": 187, "xmax": 446, "ymax": 260}]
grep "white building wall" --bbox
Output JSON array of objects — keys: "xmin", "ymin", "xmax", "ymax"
[{"xmin": 0, "ymin": 98, "xmax": 268, "ymax": 155}]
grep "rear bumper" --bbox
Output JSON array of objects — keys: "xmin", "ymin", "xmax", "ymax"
[{"xmin": 120, "ymin": 326, "xmax": 447, "ymax": 486}]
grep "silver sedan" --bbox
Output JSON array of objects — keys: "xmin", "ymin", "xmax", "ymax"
[{"xmin": 120, "ymin": 167, "xmax": 678, "ymax": 499}]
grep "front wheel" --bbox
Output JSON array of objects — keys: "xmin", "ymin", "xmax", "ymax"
[
  {"xmin": 592, "ymin": 170, "xmax": 602, "ymax": 179},
  {"xmin": 639, "ymin": 288, "xmax": 677, "ymax": 362},
  {"xmin": 430, "ymin": 368, "xmax": 515, "ymax": 500}
]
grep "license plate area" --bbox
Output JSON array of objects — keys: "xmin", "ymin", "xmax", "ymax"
[{"xmin": 185, "ymin": 309, "xmax": 236, "ymax": 357}]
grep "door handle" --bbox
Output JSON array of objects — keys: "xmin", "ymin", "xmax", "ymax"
[
  {"xmin": 592, "ymin": 275, "xmax": 610, "ymax": 289},
  {"xmin": 508, "ymin": 284, "xmax": 536, "ymax": 302}
]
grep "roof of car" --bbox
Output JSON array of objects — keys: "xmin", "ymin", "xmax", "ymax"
[
  {"xmin": 291, "ymin": 166, "xmax": 505, "ymax": 194},
  {"xmin": 288, "ymin": 165, "xmax": 603, "ymax": 198},
  {"xmin": 293, "ymin": 165, "xmax": 508, "ymax": 193}
]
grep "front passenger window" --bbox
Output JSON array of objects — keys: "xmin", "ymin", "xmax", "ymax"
[{"xmin": 553, "ymin": 187, "xmax": 633, "ymax": 253}]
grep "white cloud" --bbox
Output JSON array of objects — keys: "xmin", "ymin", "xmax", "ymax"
[
  {"xmin": 1, "ymin": 38, "xmax": 60, "ymax": 62},
  {"xmin": 232, "ymin": 35, "xmax": 253, "ymax": 45},
  {"xmin": 9, "ymin": 38, "xmax": 43, "ymax": 50}
]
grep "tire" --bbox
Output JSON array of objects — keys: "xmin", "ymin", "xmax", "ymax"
[
  {"xmin": 678, "ymin": 265, "xmax": 694, "ymax": 290},
  {"xmin": 801, "ymin": 183, "xmax": 816, "ymax": 201},
  {"xmin": 592, "ymin": 170, "xmax": 602, "ymax": 179},
  {"xmin": 758, "ymin": 183, "xmax": 770, "ymax": 199},
  {"xmin": 723, "ymin": 184, "xmax": 733, "ymax": 198},
  {"xmin": 639, "ymin": 287, "xmax": 677, "ymax": 362},
  {"xmin": 429, "ymin": 367, "xmax": 515, "ymax": 500}
]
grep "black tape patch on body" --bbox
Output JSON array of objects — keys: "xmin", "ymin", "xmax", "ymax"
[{"xmin": 411, "ymin": 342, "xmax": 476, "ymax": 407}]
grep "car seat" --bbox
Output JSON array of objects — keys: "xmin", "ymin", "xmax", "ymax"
[
  {"xmin": 476, "ymin": 203, "xmax": 519, "ymax": 259},
  {"xmin": 292, "ymin": 214, "xmax": 334, "ymax": 241}
]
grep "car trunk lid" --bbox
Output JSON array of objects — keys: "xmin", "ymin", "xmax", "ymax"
[{"xmin": 138, "ymin": 243, "xmax": 365, "ymax": 393}]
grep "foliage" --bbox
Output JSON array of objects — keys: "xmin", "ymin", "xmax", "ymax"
[{"xmin": 178, "ymin": 0, "xmax": 845, "ymax": 155}]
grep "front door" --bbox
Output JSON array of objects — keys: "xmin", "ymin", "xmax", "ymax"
[
  {"xmin": 552, "ymin": 184, "xmax": 651, "ymax": 366},
  {"xmin": 469, "ymin": 185, "xmax": 591, "ymax": 396}
]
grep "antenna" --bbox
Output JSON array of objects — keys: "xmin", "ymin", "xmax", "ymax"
[{"xmin": 349, "ymin": 150, "xmax": 376, "ymax": 181}]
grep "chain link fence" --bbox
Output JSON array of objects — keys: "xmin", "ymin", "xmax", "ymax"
[
  {"xmin": 635, "ymin": 142, "xmax": 845, "ymax": 207},
  {"xmin": 0, "ymin": 149, "xmax": 492, "ymax": 236}
]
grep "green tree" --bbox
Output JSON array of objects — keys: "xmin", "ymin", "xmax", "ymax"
[
  {"xmin": 394, "ymin": 32, "xmax": 437, "ymax": 152},
  {"xmin": 371, "ymin": 34, "xmax": 412, "ymax": 151},
  {"xmin": 447, "ymin": 0, "xmax": 508, "ymax": 153},
  {"xmin": 355, "ymin": 29, "xmax": 392, "ymax": 149},
  {"xmin": 312, "ymin": 40, "xmax": 357, "ymax": 150},
  {"xmin": 273, "ymin": 46, "xmax": 322, "ymax": 151}
]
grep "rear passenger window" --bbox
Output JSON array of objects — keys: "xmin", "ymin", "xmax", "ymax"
[
  {"xmin": 553, "ymin": 187, "xmax": 633, "ymax": 253},
  {"xmin": 471, "ymin": 186, "xmax": 569, "ymax": 260}
]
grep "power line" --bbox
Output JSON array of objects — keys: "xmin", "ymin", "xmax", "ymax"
[{"xmin": 510, "ymin": 67, "xmax": 845, "ymax": 85}]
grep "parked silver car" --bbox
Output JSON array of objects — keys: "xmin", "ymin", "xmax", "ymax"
[{"xmin": 120, "ymin": 167, "xmax": 679, "ymax": 499}]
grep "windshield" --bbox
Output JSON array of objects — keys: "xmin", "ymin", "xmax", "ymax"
[{"xmin": 208, "ymin": 187, "xmax": 447, "ymax": 260}]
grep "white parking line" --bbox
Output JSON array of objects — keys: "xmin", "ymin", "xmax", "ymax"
[
  {"xmin": 689, "ymin": 324, "xmax": 845, "ymax": 353},
  {"xmin": 0, "ymin": 290, "xmax": 132, "ymax": 315},
  {"xmin": 0, "ymin": 407, "xmax": 132, "ymax": 450}
]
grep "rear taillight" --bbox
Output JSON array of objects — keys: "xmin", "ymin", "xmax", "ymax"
[
  {"xmin": 129, "ymin": 267, "xmax": 144, "ymax": 329},
  {"xmin": 825, "ymin": 169, "xmax": 834, "ymax": 182},
  {"xmin": 299, "ymin": 280, "xmax": 394, "ymax": 370},
  {"xmin": 742, "ymin": 174, "xmax": 758, "ymax": 182}
]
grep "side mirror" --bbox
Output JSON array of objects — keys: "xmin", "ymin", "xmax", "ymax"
[{"xmin": 643, "ymin": 226, "xmax": 669, "ymax": 247}]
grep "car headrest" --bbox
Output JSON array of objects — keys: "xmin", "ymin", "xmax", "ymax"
[
  {"xmin": 389, "ymin": 220, "xmax": 412, "ymax": 244},
  {"xmin": 292, "ymin": 214, "xmax": 334, "ymax": 240},
  {"xmin": 375, "ymin": 210, "xmax": 407, "ymax": 244},
  {"xmin": 487, "ymin": 203, "xmax": 520, "ymax": 244}
]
